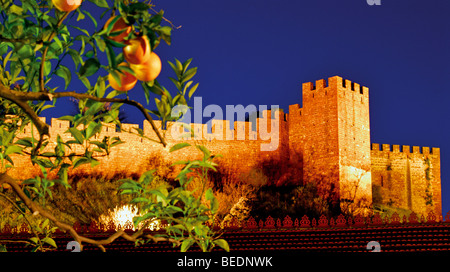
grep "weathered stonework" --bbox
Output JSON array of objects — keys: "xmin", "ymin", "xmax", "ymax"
[
  {"xmin": 8, "ymin": 75, "xmax": 442, "ymax": 217},
  {"xmin": 371, "ymin": 144, "xmax": 441, "ymax": 216}
]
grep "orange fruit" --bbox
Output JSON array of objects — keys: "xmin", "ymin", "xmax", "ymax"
[
  {"xmin": 104, "ymin": 16, "xmax": 132, "ymax": 43},
  {"xmin": 52, "ymin": 0, "xmax": 82, "ymax": 12},
  {"xmin": 123, "ymin": 35, "xmax": 151, "ymax": 65},
  {"xmin": 108, "ymin": 63, "xmax": 137, "ymax": 92},
  {"xmin": 130, "ymin": 52, "xmax": 162, "ymax": 82}
]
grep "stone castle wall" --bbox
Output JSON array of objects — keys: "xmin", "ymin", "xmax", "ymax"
[
  {"xmin": 288, "ymin": 76, "xmax": 373, "ymax": 213},
  {"xmin": 6, "ymin": 75, "xmax": 442, "ymax": 217},
  {"xmin": 8, "ymin": 109, "xmax": 290, "ymax": 185},
  {"xmin": 371, "ymin": 143, "xmax": 442, "ymax": 216}
]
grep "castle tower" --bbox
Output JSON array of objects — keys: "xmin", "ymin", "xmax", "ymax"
[{"xmin": 290, "ymin": 76, "xmax": 372, "ymax": 214}]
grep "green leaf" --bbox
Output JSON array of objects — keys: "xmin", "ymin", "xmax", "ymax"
[
  {"xmin": 104, "ymin": 37, "xmax": 127, "ymax": 48},
  {"xmin": 83, "ymin": 9, "xmax": 98, "ymax": 29},
  {"xmin": 117, "ymin": 64, "xmax": 135, "ymax": 76},
  {"xmin": 195, "ymin": 145, "xmax": 210, "ymax": 160},
  {"xmin": 210, "ymin": 196, "xmax": 219, "ymax": 214},
  {"xmin": 73, "ymin": 157, "xmax": 90, "ymax": 169},
  {"xmin": 170, "ymin": 160, "xmax": 190, "ymax": 166},
  {"xmin": 32, "ymin": 158, "xmax": 54, "ymax": 168},
  {"xmin": 92, "ymin": 0, "xmax": 109, "ymax": 8},
  {"xmin": 94, "ymin": 36, "xmax": 106, "ymax": 52},
  {"xmin": 181, "ymin": 238, "xmax": 194, "ymax": 252},
  {"xmin": 133, "ymin": 213, "xmax": 154, "ymax": 227},
  {"xmin": 213, "ymin": 239, "xmax": 230, "ymax": 252},
  {"xmin": 170, "ymin": 143, "xmax": 191, "ymax": 153},
  {"xmin": 5, "ymin": 145, "xmax": 22, "ymax": 156},
  {"xmin": 55, "ymin": 65, "xmax": 71, "ymax": 90},
  {"xmin": 85, "ymin": 122, "xmax": 102, "ymax": 139},
  {"xmin": 56, "ymin": 166, "xmax": 70, "ymax": 189},
  {"xmin": 110, "ymin": 137, "xmax": 124, "ymax": 148},
  {"xmin": 157, "ymin": 26, "xmax": 172, "ymax": 37},
  {"xmin": 10, "ymin": 5, "xmax": 23, "ymax": 15},
  {"xmin": 149, "ymin": 189, "xmax": 168, "ymax": 205},
  {"xmin": 15, "ymin": 138, "xmax": 33, "ymax": 148},
  {"xmin": 155, "ymin": 26, "xmax": 171, "ymax": 45},
  {"xmin": 41, "ymin": 219, "xmax": 49, "ymax": 230},
  {"xmin": 165, "ymin": 205, "xmax": 184, "ymax": 214},
  {"xmin": 175, "ymin": 59, "xmax": 183, "ymax": 76},
  {"xmin": 68, "ymin": 128, "xmax": 84, "ymax": 144},
  {"xmin": 188, "ymin": 83, "xmax": 199, "ymax": 99},
  {"xmin": 149, "ymin": 83, "xmax": 164, "ymax": 96},
  {"xmin": 169, "ymin": 77, "xmax": 182, "ymax": 91},
  {"xmin": 68, "ymin": 49, "xmax": 82, "ymax": 69},
  {"xmin": 128, "ymin": 2, "xmax": 149, "ymax": 13},
  {"xmin": 70, "ymin": 25, "xmax": 90, "ymax": 36},
  {"xmin": 205, "ymin": 188, "xmax": 214, "ymax": 201},
  {"xmin": 138, "ymin": 169, "xmax": 156, "ymax": 184},
  {"xmin": 29, "ymin": 237, "xmax": 39, "ymax": 245},
  {"xmin": 42, "ymin": 237, "xmax": 57, "ymax": 248},
  {"xmin": 149, "ymin": 11, "xmax": 163, "ymax": 25},
  {"xmin": 85, "ymin": 50, "xmax": 94, "ymax": 58},
  {"xmin": 181, "ymin": 81, "xmax": 193, "ymax": 96},
  {"xmin": 79, "ymin": 58, "xmax": 100, "ymax": 77},
  {"xmin": 118, "ymin": 181, "xmax": 140, "ymax": 191},
  {"xmin": 58, "ymin": 115, "xmax": 74, "ymax": 122},
  {"xmin": 130, "ymin": 197, "xmax": 150, "ymax": 204},
  {"xmin": 194, "ymin": 225, "xmax": 205, "ymax": 237},
  {"xmin": 182, "ymin": 59, "xmax": 193, "ymax": 72},
  {"xmin": 40, "ymin": 104, "xmax": 55, "ymax": 112},
  {"xmin": 168, "ymin": 61, "xmax": 179, "ymax": 78},
  {"xmin": 141, "ymin": 81, "xmax": 151, "ymax": 104},
  {"xmin": 197, "ymin": 161, "xmax": 217, "ymax": 171},
  {"xmin": 105, "ymin": 15, "xmax": 120, "ymax": 34},
  {"xmin": 182, "ymin": 67, "xmax": 197, "ymax": 84},
  {"xmin": 76, "ymin": 9, "xmax": 86, "ymax": 21},
  {"xmin": 16, "ymin": 44, "xmax": 33, "ymax": 59},
  {"xmin": 94, "ymin": 77, "xmax": 106, "ymax": 97}
]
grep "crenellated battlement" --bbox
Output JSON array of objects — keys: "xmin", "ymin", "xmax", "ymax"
[
  {"xmin": 16, "ymin": 108, "xmax": 287, "ymax": 144},
  {"xmin": 302, "ymin": 76, "xmax": 369, "ymax": 97},
  {"xmin": 167, "ymin": 108, "xmax": 286, "ymax": 142},
  {"xmin": 371, "ymin": 143, "xmax": 440, "ymax": 155}
]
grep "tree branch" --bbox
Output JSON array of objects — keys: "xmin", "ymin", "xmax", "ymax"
[
  {"xmin": 51, "ymin": 91, "xmax": 167, "ymax": 147},
  {"xmin": 0, "ymin": 192, "xmax": 44, "ymax": 250},
  {"xmin": 149, "ymin": 6, "xmax": 182, "ymax": 30},
  {"xmin": 0, "ymin": 85, "xmax": 167, "ymax": 147},
  {"xmin": 0, "ymin": 84, "xmax": 49, "ymax": 155},
  {"xmin": 0, "ymin": 172, "xmax": 180, "ymax": 252}
]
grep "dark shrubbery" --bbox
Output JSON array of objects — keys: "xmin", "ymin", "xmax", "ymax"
[{"xmin": 0, "ymin": 152, "xmax": 346, "ymax": 228}]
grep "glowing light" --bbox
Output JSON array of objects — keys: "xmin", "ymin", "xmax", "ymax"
[{"xmin": 98, "ymin": 205, "xmax": 160, "ymax": 231}]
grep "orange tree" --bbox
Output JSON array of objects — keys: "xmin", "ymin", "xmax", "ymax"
[{"xmin": 0, "ymin": 0, "xmax": 227, "ymax": 252}]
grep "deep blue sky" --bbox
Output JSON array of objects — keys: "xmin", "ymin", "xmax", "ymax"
[{"xmin": 41, "ymin": 0, "xmax": 450, "ymax": 214}]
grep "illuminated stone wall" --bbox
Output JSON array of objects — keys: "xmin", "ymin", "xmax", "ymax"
[
  {"xmin": 7, "ymin": 75, "xmax": 442, "ymax": 217},
  {"xmin": 371, "ymin": 144, "xmax": 441, "ymax": 216},
  {"xmin": 292, "ymin": 76, "xmax": 372, "ymax": 213},
  {"xmin": 8, "ymin": 109, "xmax": 290, "ymax": 185}
]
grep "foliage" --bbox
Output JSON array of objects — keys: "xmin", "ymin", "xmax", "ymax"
[
  {"xmin": 118, "ymin": 143, "xmax": 228, "ymax": 252},
  {"xmin": 0, "ymin": 189, "xmax": 58, "ymax": 252},
  {"xmin": 221, "ymin": 196, "xmax": 252, "ymax": 226},
  {"xmin": 249, "ymin": 181, "xmax": 340, "ymax": 221},
  {"xmin": 47, "ymin": 171, "xmax": 135, "ymax": 224},
  {"xmin": 0, "ymin": 0, "xmax": 225, "ymax": 252}
]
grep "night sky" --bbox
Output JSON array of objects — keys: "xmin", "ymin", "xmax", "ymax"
[{"xmin": 41, "ymin": 0, "xmax": 450, "ymax": 214}]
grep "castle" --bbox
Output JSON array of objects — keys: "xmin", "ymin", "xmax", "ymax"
[{"xmin": 9, "ymin": 75, "xmax": 442, "ymax": 217}]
